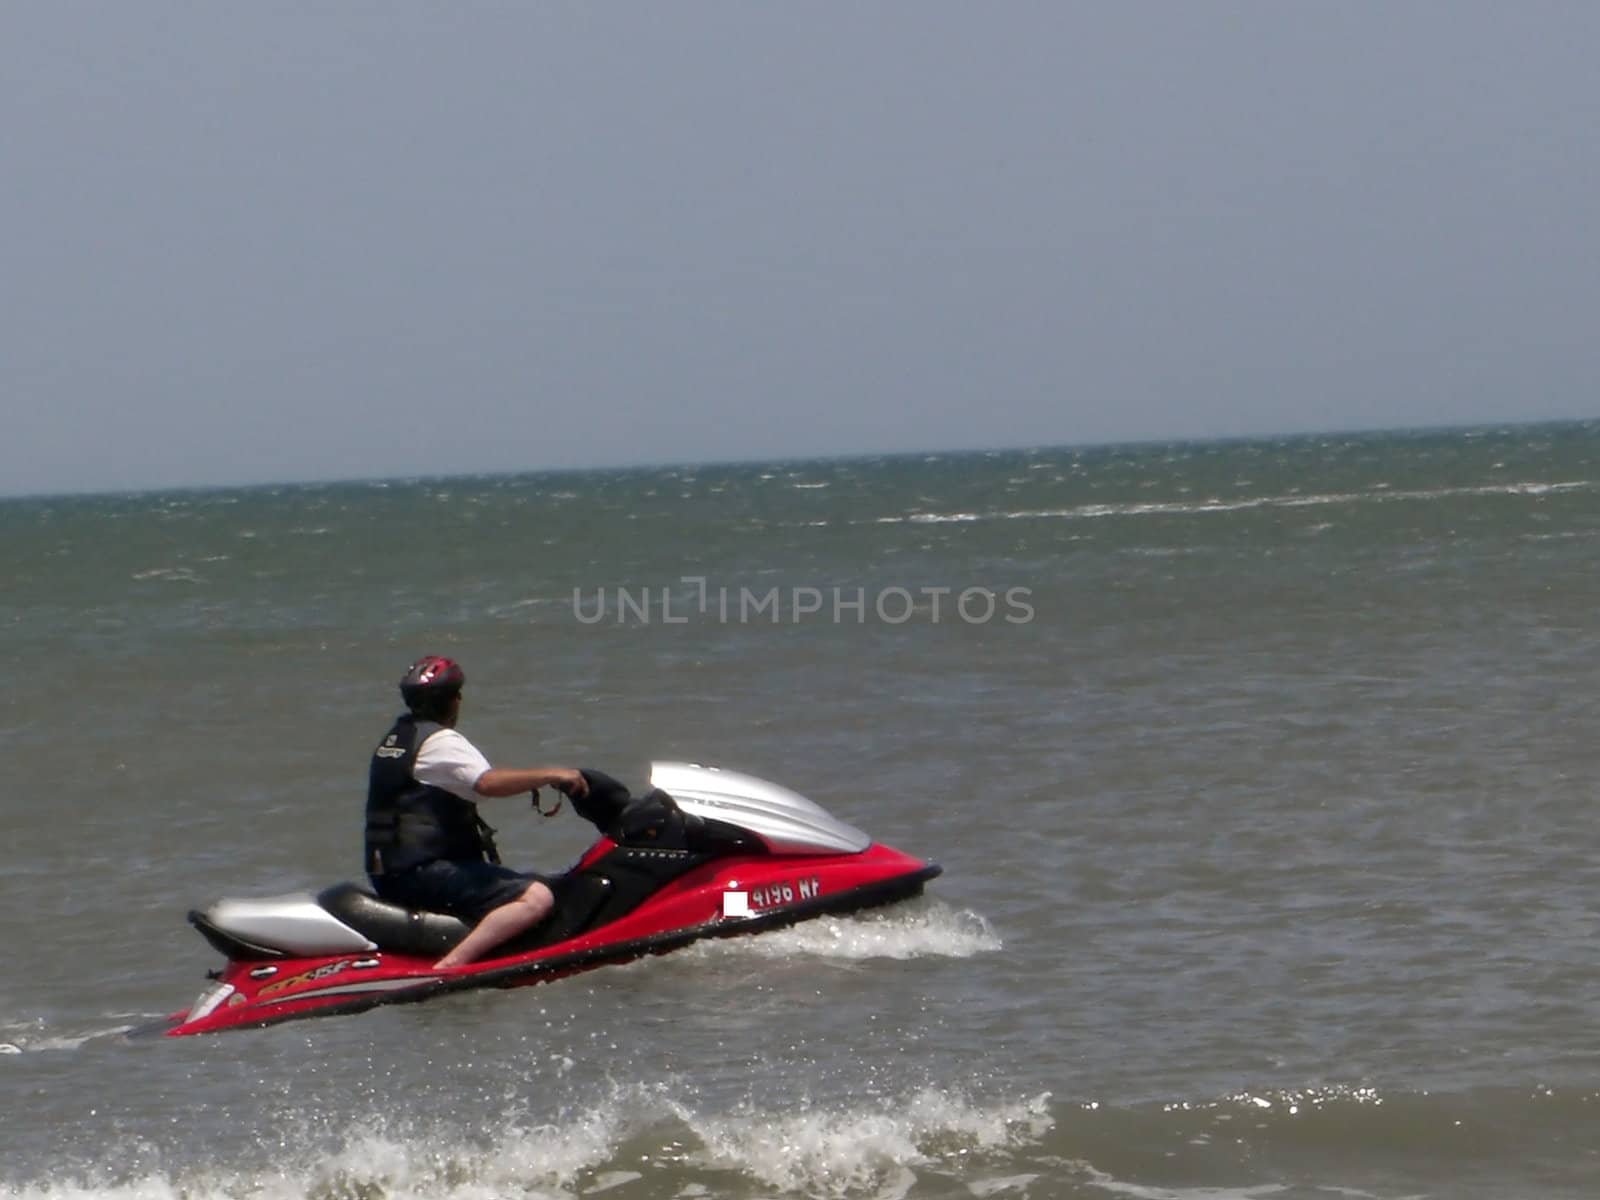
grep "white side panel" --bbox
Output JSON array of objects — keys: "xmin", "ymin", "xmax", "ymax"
[
  {"xmin": 204, "ymin": 892, "xmax": 378, "ymax": 955},
  {"xmin": 651, "ymin": 762, "xmax": 869, "ymax": 855}
]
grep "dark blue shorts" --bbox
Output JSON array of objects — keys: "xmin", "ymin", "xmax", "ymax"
[{"xmin": 374, "ymin": 859, "xmax": 548, "ymax": 924}]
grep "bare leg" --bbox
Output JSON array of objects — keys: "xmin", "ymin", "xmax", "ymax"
[{"xmin": 434, "ymin": 880, "xmax": 554, "ymax": 970}]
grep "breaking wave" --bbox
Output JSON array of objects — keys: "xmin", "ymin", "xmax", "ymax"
[
  {"xmin": 8, "ymin": 1084, "xmax": 1597, "ymax": 1198},
  {"xmin": 873, "ymin": 479, "xmax": 1597, "ymax": 525},
  {"xmin": 0, "ymin": 1086, "xmax": 1053, "ymax": 1200}
]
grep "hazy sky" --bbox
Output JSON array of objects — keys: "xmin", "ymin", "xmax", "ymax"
[{"xmin": 4, "ymin": 3, "xmax": 1598, "ymax": 496}]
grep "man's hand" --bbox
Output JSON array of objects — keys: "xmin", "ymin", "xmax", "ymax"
[
  {"xmin": 475, "ymin": 766, "xmax": 591, "ymax": 800},
  {"xmin": 551, "ymin": 768, "xmax": 589, "ymax": 799}
]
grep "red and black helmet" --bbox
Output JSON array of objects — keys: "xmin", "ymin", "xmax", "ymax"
[{"xmin": 399, "ymin": 656, "xmax": 465, "ymax": 709}]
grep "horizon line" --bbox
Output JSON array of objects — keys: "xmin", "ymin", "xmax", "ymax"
[{"xmin": 4, "ymin": 414, "xmax": 1596, "ymax": 505}]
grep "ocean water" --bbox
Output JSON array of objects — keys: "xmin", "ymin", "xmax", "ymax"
[{"xmin": 4, "ymin": 421, "xmax": 1600, "ymax": 1198}]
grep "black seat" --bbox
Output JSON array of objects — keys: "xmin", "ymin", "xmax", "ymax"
[{"xmin": 316, "ymin": 882, "xmax": 470, "ymax": 958}]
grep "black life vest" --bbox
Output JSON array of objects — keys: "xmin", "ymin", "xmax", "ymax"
[{"xmin": 364, "ymin": 714, "xmax": 500, "ymax": 876}]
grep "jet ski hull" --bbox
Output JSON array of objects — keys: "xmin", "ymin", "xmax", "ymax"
[{"xmin": 157, "ymin": 841, "xmax": 940, "ymax": 1037}]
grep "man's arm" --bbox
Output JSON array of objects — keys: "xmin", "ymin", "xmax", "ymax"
[
  {"xmin": 415, "ymin": 730, "xmax": 590, "ymax": 803},
  {"xmin": 474, "ymin": 767, "xmax": 589, "ymax": 799}
]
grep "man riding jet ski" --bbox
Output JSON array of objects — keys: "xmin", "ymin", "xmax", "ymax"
[
  {"xmin": 154, "ymin": 658, "xmax": 941, "ymax": 1036},
  {"xmin": 369, "ymin": 655, "xmax": 609, "ymax": 969}
]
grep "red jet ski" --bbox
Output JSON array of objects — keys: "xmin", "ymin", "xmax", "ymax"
[{"xmin": 157, "ymin": 763, "xmax": 941, "ymax": 1036}]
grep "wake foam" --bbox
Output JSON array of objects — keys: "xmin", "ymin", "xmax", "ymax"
[
  {"xmin": 679, "ymin": 896, "xmax": 1002, "ymax": 964},
  {"xmin": 0, "ymin": 1017, "xmax": 142, "ymax": 1055}
]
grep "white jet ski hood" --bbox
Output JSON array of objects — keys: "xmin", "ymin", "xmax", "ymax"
[{"xmin": 649, "ymin": 762, "xmax": 870, "ymax": 855}]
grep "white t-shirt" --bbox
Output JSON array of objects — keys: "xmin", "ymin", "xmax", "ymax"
[{"xmin": 413, "ymin": 728, "xmax": 493, "ymax": 801}]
